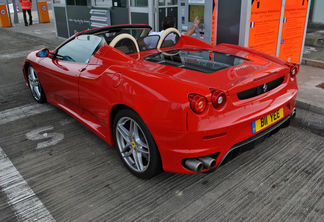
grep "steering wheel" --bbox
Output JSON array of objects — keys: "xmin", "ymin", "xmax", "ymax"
[
  {"xmin": 157, "ymin": 28, "xmax": 181, "ymax": 50},
  {"xmin": 109, "ymin": 33, "xmax": 140, "ymax": 54}
]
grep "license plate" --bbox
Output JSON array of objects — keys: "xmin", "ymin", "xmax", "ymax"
[{"xmin": 252, "ymin": 108, "xmax": 284, "ymax": 133}]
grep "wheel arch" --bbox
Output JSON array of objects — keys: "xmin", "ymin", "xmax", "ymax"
[
  {"xmin": 110, "ymin": 104, "xmax": 135, "ymax": 131},
  {"xmin": 109, "ymin": 104, "xmax": 139, "ymax": 146},
  {"xmin": 23, "ymin": 61, "xmax": 31, "ymax": 86},
  {"xmin": 109, "ymin": 103, "xmax": 162, "ymax": 164}
]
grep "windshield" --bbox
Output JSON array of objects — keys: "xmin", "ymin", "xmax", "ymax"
[
  {"xmin": 145, "ymin": 49, "xmax": 250, "ymax": 73},
  {"xmin": 55, "ymin": 35, "xmax": 103, "ymax": 63}
]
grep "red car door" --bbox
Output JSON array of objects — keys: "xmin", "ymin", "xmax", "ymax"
[
  {"xmin": 78, "ymin": 46, "xmax": 117, "ymax": 126},
  {"xmin": 39, "ymin": 35, "xmax": 103, "ymax": 113},
  {"xmin": 39, "ymin": 58, "xmax": 85, "ymax": 110}
]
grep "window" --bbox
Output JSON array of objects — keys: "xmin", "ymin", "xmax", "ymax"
[
  {"xmin": 130, "ymin": 0, "xmax": 148, "ymax": 7},
  {"xmin": 56, "ymin": 35, "xmax": 102, "ymax": 63},
  {"xmin": 67, "ymin": 0, "xmax": 87, "ymax": 5},
  {"xmin": 159, "ymin": 0, "xmax": 177, "ymax": 6},
  {"xmin": 91, "ymin": 0, "xmax": 112, "ymax": 8},
  {"xmin": 112, "ymin": 0, "xmax": 127, "ymax": 7}
]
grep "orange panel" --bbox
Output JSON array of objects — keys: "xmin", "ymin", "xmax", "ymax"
[
  {"xmin": 37, "ymin": 1, "xmax": 50, "ymax": 23},
  {"xmin": 248, "ymin": 0, "xmax": 283, "ymax": 56},
  {"xmin": 279, "ymin": 0, "xmax": 308, "ymax": 63},
  {"xmin": 0, "ymin": 4, "xmax": 11, "ymax": 27}
]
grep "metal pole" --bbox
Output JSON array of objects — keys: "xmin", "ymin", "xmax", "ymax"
[
  {"xmin": 213, "ymin": 0, "xmax": 218, "ymax": 46},
  {"xmin": 64, "ymin": 3, "xmax": 70, "ymax": 36},
  {"xmin": 12, "ymin": 0, "xmax": 19, "ymax": 23},
  {"xmin": 154, "ymin": 0, "xmax": 158, "ymax": 31},
  {"xmin": 299, "ymin": 0, "xmax": 311, "ymax": 64},
  {"xmin": 128, "ymin": 0, "xmax": 131, "ymax": 24},
  {"xmin": 51, "ymin": 0, "xmax": 58, "ymax": 38},
  {"xmin": 239, "ymin": 0, "xmax": 251, "ymax": 47},
  {"xmin": 5, "ymin": 0, "xmax": 12, "ymax": 26},
  {"xmin": 35, "ymin": 0, "xmax": 40, "ymax": 23},
  {"xmin": 276, "ymin": 0, "xmax": 286, "ymax": 57},
  {"xmin": 148, "ymin": 0, "xmax": 154, "ymax": 29}
]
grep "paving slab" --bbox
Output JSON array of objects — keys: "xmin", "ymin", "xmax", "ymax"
[
  {"xmin": 292, "ymin": 108, "xmax": 324, "ymax": 137},
  {"xmin": 297, "ymin": 65, "xmax": 324, "ymax": 115},
  {"xmin": 303, "ymin": 31, "xmax": 324, "ymax": 68}
]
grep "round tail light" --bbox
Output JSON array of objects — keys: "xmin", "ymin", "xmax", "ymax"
[
  {"xmin": 188, "ymin": 94, "xmax": 207, "ymax": 114},
  {"xmin": 211, "ymin": 89, "xmax": 226, "ymax": 108}
]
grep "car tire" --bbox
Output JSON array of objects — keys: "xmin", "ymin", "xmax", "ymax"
[
  {"xmin": 113, "ymin": 108, "xmax": 162, "ymax": 179},
  {"xmin": 27, "ymin": 65, "xmax": 46, "ymax": 103}
]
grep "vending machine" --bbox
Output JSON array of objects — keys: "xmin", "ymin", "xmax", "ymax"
[{"xmin": 178, "ymin": 0, "xmax": 216, "ymax": 45}]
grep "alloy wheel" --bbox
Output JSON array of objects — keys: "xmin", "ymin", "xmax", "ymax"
[
  {"xmin": 28, "ymin": 66, "xmax": 42, "ymax": 101},
  {"xmin": 115, "ymin": 117, "xmax": 150, "ymax": 173}
]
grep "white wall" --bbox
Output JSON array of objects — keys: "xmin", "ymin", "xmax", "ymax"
[{"xmin": 312, "ymin": 0, "xmax": 324, "ymax": 24}]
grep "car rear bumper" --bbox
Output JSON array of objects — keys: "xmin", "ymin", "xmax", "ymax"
[
  {"xmin": 217, "ymin": 113, "xmax": 292, "ymax": 167},
  {"xmin": 154, "ymin": 90, "xmax": 297, "ymax": 174}
]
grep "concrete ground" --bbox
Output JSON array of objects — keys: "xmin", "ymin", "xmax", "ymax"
[
  {"xmin": 0, "ymin": 14, "xmax": 324, "ymax": 222},
  {"xmin": 297, "ymin": 65, "xmax": 324, "ymax": 113},
  {"xmin": 303, "ymin": 30, "xmax": 324, "ymax": 69},
  {"xmin": 304, "ymin": 45, "xmax": 324, "ymax": 62},
  {"xmin": 8, "ymin": 7, "xmax": 58, "ymax": 44}
]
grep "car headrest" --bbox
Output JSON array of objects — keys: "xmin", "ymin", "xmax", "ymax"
[
  {"xmin": 157, "ymin": 28, "xmax": 181, "ymax": 49},
  {"xmin": 109, "ymin": 33, "xmax": 140, "ymax": 55}
]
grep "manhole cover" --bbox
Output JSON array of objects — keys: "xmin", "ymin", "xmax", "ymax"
[{"xmin": 316, "ymin": 82, "xmax": 324, "ymax": 89}]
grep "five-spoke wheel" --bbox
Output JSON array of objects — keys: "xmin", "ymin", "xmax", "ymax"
[
  {"xmin": 113, "ymin": 109, "xmax": 161, "ymax": 178},
  {"xmin": 27, "ymin": 65, "xmax": 46, "ymax": 103}
]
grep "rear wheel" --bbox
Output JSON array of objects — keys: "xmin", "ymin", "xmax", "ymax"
[
  {"xmin": 27, "ymin": 65, "xmax": 46, "ymax": 103},
  {"xmin": 113, "ymin": 109, "xmax": 162, "ymax": 179}
]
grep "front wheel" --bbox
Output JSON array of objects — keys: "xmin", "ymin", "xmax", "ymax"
[
  {"xmin": 113, "ymin": 109, "xmax": 162, "ymax": 179},
  {"xmin": 27, "ymin": 65, "xmax": 46, "ymax": 103}
]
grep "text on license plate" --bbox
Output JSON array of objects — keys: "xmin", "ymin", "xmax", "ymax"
[{"xmin": 252, "ymin": 108, "xmax": 284, "ymax": 134}]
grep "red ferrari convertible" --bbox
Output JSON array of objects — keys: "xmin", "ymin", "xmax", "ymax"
[{"xmin": 23, "ymin": 24, "xmax": 298, "ymax": 178}]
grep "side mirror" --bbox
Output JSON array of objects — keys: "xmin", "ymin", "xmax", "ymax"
[{"xmin": 36, "ymin": 48, "xmax": 49, "ymax": 57}]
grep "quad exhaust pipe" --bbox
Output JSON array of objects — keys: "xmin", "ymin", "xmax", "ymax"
[
  {"xmin": 198, "ymin": 156, "xmax": 217, "ymax": 169},
  {"xmin": 184, "ymin": 159, "xmax": 204, "ymax": 172},
  {"xmin": 184, "ymin": 156, "xmax": 217, "ymax": 172}
]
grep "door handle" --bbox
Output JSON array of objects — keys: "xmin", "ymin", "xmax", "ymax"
[{"xmin": 79, "ymin": 67, "xmax": 86, "ymax": 72}]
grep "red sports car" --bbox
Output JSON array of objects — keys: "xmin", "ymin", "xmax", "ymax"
[{"xmin": 23, "ymin": 24, "xmax": 298, "ymax": 178}]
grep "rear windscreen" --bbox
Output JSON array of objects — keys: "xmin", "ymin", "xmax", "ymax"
[{"xmin": 145, "ymin": 49, "xmax": 249, "ymax": 73}]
